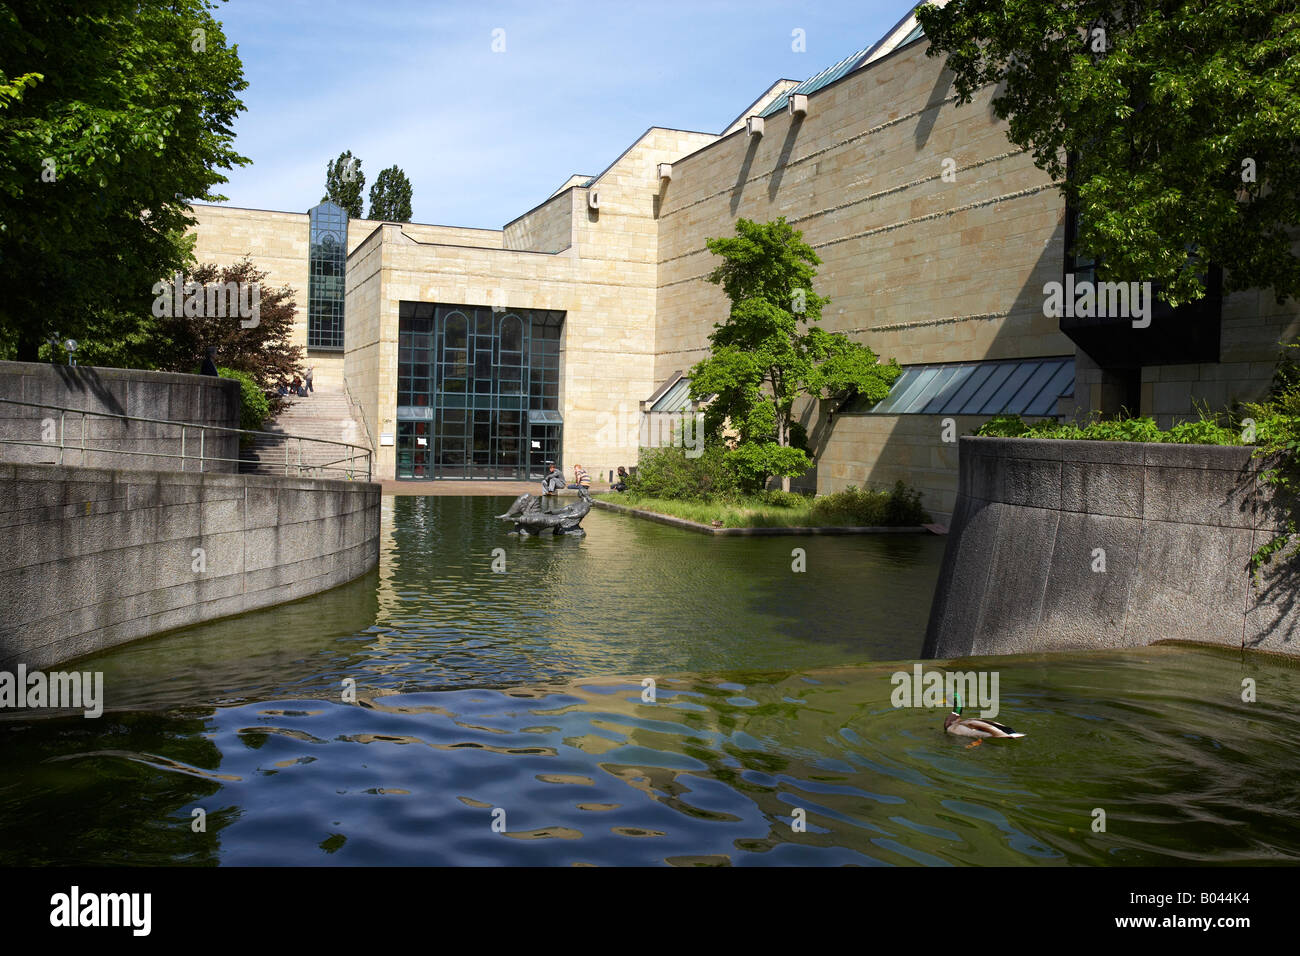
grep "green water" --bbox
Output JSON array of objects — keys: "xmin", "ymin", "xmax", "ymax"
[{"xmin": 1, "ymin": 496, "xmax": 1297, "ymax": 866}]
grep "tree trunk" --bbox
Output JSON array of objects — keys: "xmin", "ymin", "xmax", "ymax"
[{"xmin": 778, "ymin": 415, "xmax": 791, "ymax": 493}]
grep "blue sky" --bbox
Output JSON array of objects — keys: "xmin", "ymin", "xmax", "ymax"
[{"xmin": 209, "ymin": 0, "xmax": 914, "ymax": 228}]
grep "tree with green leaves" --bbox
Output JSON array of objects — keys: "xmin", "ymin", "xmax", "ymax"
[
  {"xmin": 158, "ymin": 258, "xmax": 304, "ymax": 392},
  {"xmin": 916, "ymin": 0, "xmax": 1300, "ymax": 306},
  {"xmin": 368, "ymin": 164, "xmax": 413, "ymax": 222},
  {"xmin": 0, "ymin": 0, "xmax": 249, "ymax": 361},
  {"xmin": 322, "ymin": 149, "xmax": 364, "ymax": 218},
  {"xmin": 689, "ymin": 217, "xmax": 901, "ymax": 491},
  {"xmin": 62, "ymin": 257, "xmax": 302, "ymax": 389},
  {"xmin": 0, "ymin": 70, "xmax": 40, "ymax": 110}
]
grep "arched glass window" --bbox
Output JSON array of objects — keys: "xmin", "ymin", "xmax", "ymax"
[
  {"xmin": 499, "ymin": 314, "xmax": 523, "ymax": 361},
  {"xmin": 440, "ymin": 311, "xmax": 469, "ymax": 392},
  {"xmin": 443, "ymin": 311, "xmax": 468, "ymax": 349}
]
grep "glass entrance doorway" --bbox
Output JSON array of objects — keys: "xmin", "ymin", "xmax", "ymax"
[
  {"xmin": 528, "ymin": 416, "xmax": 561, "ymax": 477},
  {"xmin": 396, "ymin": 302, "xmax": 563, "ymax": 479}
]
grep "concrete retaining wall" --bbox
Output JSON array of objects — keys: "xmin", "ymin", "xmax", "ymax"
[
  {"xmin": 0, "ymin": 361, "xmax": 241, "ymax": 473},
  {"xmin": 923, "ymin": 436, "xmax": 1298, "ymax": 659},
  {"xmin": 0, "ymin": 462, "xmax": 381, "ymax": 669}
]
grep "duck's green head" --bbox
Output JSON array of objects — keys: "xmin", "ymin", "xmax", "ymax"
[{"xmin": 952, "ymin": 692, "xmax": 963, "ymax": 716}]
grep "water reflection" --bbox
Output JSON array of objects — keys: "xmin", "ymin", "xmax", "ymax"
[
  {"xmin": 2, "ymin": 646, "xmax": 1298, "ymax": 866},
  {"xmin": 70, "ymin": 496, "xmax": 946, "ymax": 713}
]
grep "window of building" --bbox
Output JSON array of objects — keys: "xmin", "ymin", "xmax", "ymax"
[
  {"xmin": 397, "ymin": 302, "xmax": 564, "ymax": 479},
  {"xmin": 307, "ymin": 202, "xmax": 348, "ymax": 350}
]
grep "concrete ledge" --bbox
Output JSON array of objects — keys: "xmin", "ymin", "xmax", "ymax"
[
  {"xmin": 0, "ymin": 462, "xmax": 381, "ymax": 669},
  {"xmin": 924, "ymin": 436, "xmax": 1298, "ymax": 659},
  {"xmin": 0, "ymin": 361, "xmax": 242, "ymax": 472},
  {"xmin": 592, "ymin": 498, "xmax": 931, "ymax": 536}
]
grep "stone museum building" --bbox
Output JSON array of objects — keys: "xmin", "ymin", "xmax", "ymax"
[{"xmin": 189, "ymin": 5, "xmax": 1300, "ymax": 518}]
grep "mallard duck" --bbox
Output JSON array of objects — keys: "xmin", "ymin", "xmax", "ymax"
[{"xmin": 944, "ymin": 693, "xmax": 1025, "ymax": 746}]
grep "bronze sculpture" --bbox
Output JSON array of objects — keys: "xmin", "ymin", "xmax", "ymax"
[{"xmin": 497, "ymin": 487, "xmax": 591, "ymax": 536}]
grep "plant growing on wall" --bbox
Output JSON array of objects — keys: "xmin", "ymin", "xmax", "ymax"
[
  {"xmin": 218, "ymin": 365, "xmax": 270, "ymax": 434},
  {"xmin": 322, "ymin": 149, "xmax": 365, "ymax": 219},
  {"xmin": 0, "ymin": 0, "xmax": 249, "ymax": 362},
  {"xmin": 1241, "ymin": 345, "xmax": 1300, "ymax": 578},
  {"xmin": 689, "ymin": 217, "xmax": 901, "ymax": 492},
  {"xmin": 368, "ymin": 165, "xmax": 413, "ymax": 222},
  {"xmin": 916, "ymin": 0, "xmax": 1300, "ymax": 306}
]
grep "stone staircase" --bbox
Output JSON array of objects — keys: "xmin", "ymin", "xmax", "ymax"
[{"xmin": 239, "ymin": 388, "xmax": 371, "ymax": 478}]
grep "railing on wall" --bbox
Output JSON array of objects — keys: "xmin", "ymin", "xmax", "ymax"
[{"xmin": 0, "ymin": 397, "xmax": 372, "ymax": 481}]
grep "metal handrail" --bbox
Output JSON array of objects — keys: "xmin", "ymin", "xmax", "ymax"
[{"xmin": 0, "ymin": 397, "xmax": 372, "ymax": 481}]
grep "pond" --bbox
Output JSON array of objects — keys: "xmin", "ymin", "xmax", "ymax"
[{"xmin": 1, "ymin": 496, "xmax": 1297, "ymax": 865}]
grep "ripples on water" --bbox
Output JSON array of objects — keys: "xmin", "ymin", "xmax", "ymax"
[{"xmin": 1, "ymin": 497, "xmax": 1298, "ymax": 865}]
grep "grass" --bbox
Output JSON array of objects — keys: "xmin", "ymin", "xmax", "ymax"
[{"xmin": 595, "ymin": 487, "xmax": 931, "ymax": 529}]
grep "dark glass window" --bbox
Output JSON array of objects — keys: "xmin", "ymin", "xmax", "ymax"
[
  {"xmin": 397, "ymin": 302, "xmax": 565, "ymax": 478},
  {"xmin": 307, "ymin": 202, "xmax": 348, "ymax": 350}
]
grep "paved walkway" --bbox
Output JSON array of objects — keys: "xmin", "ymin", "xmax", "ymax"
[{"xmin": 380, "ymin": 479, "xmax": 608, "ymax": 496}]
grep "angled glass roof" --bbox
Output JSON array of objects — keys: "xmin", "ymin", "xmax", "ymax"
[
  {"xmin": 753, "ymin": 14, "xmax": 928, "ymax": 121},
  {"xmin": 759, "ymin": 46, "xmax": 871, "ymax": 118},
  {"xmin": 649, "ymin": 377, "xmax": 695, "ymax": 412},
  {"xmin": 866, "ymin": 358, "xmax": 1075, "ymax": 416},
  {"xmin": 899, "ymin": 22, "xmax": 925, "ymax": 46},
  {"xmin": 529, "ymin": 410, "xmax": 563, "ymax": 424}
]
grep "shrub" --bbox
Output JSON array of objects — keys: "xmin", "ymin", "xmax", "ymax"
[
  {"xmin": 753, "ymin": 488, "xmax": 808, "ymax": 508},
  {"xmin": 1243, "ymin": 348, "xmax": 1300, "ymax": 574},
  {"xmin": 219, "ymin": 366, "xmax": 271, "ymax": 433},
  {"xmin": 1164, "ymin": 418, "xmax": 1240, "ymax": 445},
  {"xmin": 722, "ymin": 441, "xmax": 811, "ymax": 492},
  {"xmin": 883, "ymin": 480, "xmax": 928, "ymax": 525},
  {"xmin": 1081, "ymin": 416, "xmax": 1163, "ymax": 443},
  {"xmin": 1041, "ymin": 421, "xmax": 1088, "ymax": 439},
  {"xmin": 1251, "ymin": 413, "xmax": 1297, "ymax": 445},
  {"xmin": 625, "ymin": 445, "xmax": 738, "ymax": 502},
  {"xmin": 976, "ymin": 414, "xmax": 1031, "ymax": 438},
  {"xmin": 976, "ymin": 413, "xmax": 1233, "ymax": 445},
  {"xmin": 808, "ymin": 481, "xmax": 930, "ymax": 526}
]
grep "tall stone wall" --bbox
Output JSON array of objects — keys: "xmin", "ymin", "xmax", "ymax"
[
  {"xmin": 0, "ymin": 362, "xmax": 241, "ymax": 473},
  {"xmin": 923, "ymin": 436, "xmax": 1297, "ymax": 660},
  {"xmin": 811, "ymin": 412, "xmax": 989, "ymax": 521},
  {"xmin": 653, "ymin": 37, "xmax": 1073, "ymax": 504},
  {"xmin": 0, "ymin": 463, "xmax": 382, "ymax": 670}
]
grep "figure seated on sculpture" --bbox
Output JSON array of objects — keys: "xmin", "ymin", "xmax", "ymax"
[{"xmin": 497, "ymin": 487, "xmax": 592, "ymax": 536}]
